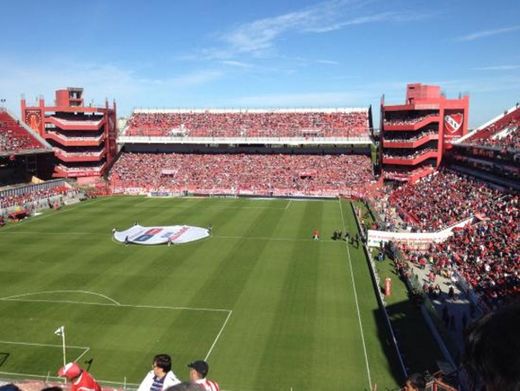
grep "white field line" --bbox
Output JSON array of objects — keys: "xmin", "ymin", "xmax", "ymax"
[
  {"xmin": 214, "ymin": 235, "xmax": 338, "ymax": 243},
  {"xmin": 284, "ymin": 200, "xmax": 292, "ymax": 210},
  {"xmin": 0, "ymin": 340, "xmax": 90, "ymax": 363},
  {"xmin": 0, "ymin": 296, "xmax": 231, "ymax": 313},
  {"xmin": 205, "ymin": 310, "xmax": 233, "ymax": 361},
  {"xmin": 1, "ymin": 290, "xmax": 121, "ymax": 306},
  {"xmin": 0, "ymin": 231, "xmax": 341, "ymax": 244},
  {"xmin": 338, "ymin": 200, "xmax": 372, "ymax": 390},
  {"xmin": 0, "ymin": 290, "xmax": 232, "ymax": 382}
]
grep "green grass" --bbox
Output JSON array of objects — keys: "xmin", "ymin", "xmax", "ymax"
[
  {"xmin": 0, "ymin": 197, "xmax": 402, "ymax": 390},
  {"xmin": 356, "ymin": 201, "xmax": 446, "ymax": 375}
]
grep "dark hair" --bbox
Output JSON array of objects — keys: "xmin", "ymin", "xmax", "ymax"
[
  {"xmin": 463, "ymin": 301, "xmax": 520, "ymax": 391},
  {"xmin": 406, "ymin": 373, "xmax": 425, "ymax": 390},
  {"xmin": 164, "ymin": 383, "xmax": 204, "ymax": 391},
  {"xmin": 41, "ymin": 388, "xmax": 63, "ymax": 391},
  {"xmin": 0, "ymin": 384, "xmax": 21, "ymax": 391},
  {"xmin": 153, "ymin": 354, "xmax": 172, "ymax": 373}
]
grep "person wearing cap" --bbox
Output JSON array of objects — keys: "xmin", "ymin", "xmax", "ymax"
[
  {"xmin": 187, "ymin": 360, "xmax": 219, "ymax": 391},
  {"xmin": 58, "ymin": 362, "xmax": 101, "ymax": 391},
  {"xmin": 137, "ymin": 354, "xmax": 181, "ymax": 391}
]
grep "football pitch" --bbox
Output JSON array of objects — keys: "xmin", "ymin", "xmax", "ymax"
[{"xmin": 0, "ymin": 197, "xmax": 402, "ymax": 390}]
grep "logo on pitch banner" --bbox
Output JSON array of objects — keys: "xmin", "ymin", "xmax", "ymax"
[
  {"xmin": 445, "ymin": 113, "xmax": 463, "ymax": 133},
  {"xmin": 135, "ymin": 228, "xmax": 163, "ymax": 242}
]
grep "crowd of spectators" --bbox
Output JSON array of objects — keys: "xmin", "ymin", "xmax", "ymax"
[
  {"xmin": 47, "ymin": 130, "xmax": 104, "ymax": 141},
  {"xmin": 402, "ymin": 192, "xmax": 518, "ymax": 307},
  {"xmin": 383, "ymin": 165, "xmax": 434, "ymax": 181},
  {"xmin": 55, "ymin": 164, "xmax": 105, "ymax": 173},
  {"xmin": 110, "ymin": 152, "xmax": 374, "ymax": 196},
  {"xmin": 382, "ymin": 167, "xmax": 519, "ymax": 306},
  {"xmin": 388, "ymin": 169, "xmax": 508, "ymax": 231},
  {"xmin": 53, "ymin": 148, "xmax": 104, "ymax": 157},
  {"xmin": 125, "ymin": 111, "xmax": 369, "ymax": 138},
  {"xmin": 383, "ymin": 112, "xmax": 437, "ymax": 126},
  {"xmin": 473, "ymin": 120, "xmax": 519, "ymax": 150},
  {"xmin": 467, "ymin": 106, "xmax": 520, "ymax": 150},
  {"xmin": 0, "ymin": 185, "xmax": 79, "ymax": 211},
  {"xmin": 384, "ymin": 130, "xmax": 437, "ymax": 143},
  {"xmin": 0, "ymin": 111, "xmax": 47, "ymax": 154},
  {"xmin": 383, "ymin": 148, "xmax": 437, "ymax": 160}
]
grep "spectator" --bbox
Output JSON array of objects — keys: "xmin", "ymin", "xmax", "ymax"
[
  {"xmin": 137, "ymin": 354, "xmax": 181, "ymax": 391},
  {"xmin": 109, "ymin": 152, "xmax": 375, "ymax": 198},
  {"xmin": 463, "ymin": 301, "xmax": 520, "ymax": 391},
  {"xmin": 187, "ymin": 360, "xmax": 219, "ymax": 391},
  {"xmin": 57, "ymin": 362, "xmax": 101, "ymax": 391},
  {"xmin": 124, "ymin": 110, "xmax": 369, "ymax": 139},
  {"xmin": 165, "ymin": 383, "xmax": 204, "ymax": 391},
  {"xmin": 402, "ymin": 372, "xmax": 425, "ymax": 391}
]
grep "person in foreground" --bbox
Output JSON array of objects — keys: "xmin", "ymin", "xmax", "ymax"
[
  {"xmin": 402, "ymin": 373, "xmax": 425, "ymax": 391},
  {"xmin": 187, "ymin": 360, "xmax": 219, "ymax": 391},
  {"xmin": 463, "ymin": 300, "xmax": 520, "ymax": 391},
  {"xmin": 57, "ymin": 362, "xmax": 101, "ymax": 391},
  {"xmin": 138, "ymin": 354, "xmax": 181, "ymax": 391},
  {"xmin": 165, "ymin": 383, "xmax": 204, "ymax": 391}
]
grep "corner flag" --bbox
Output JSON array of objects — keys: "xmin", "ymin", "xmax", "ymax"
[{"xmin": 54, "ymin": 326, "xmax": 67, "ymax": 366}]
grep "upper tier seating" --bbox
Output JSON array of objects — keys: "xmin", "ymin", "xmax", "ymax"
[{"xmin": 124, "ymin": 110, "xmax": 369, "ymax": 138}]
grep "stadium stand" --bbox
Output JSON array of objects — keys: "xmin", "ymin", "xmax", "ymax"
[
  {"xmin": 383, "ymin": 148, "xmax": 437, "ymax": 160},
  {"xmin": 385, "ymin": 168, "xmax": 519, "ymax": 307},
  {"xmin": 124, "ymin": 109, "xmax": 369, "ymax": 138},
  {"xmin": 0, "ymin": 180, "xmax": 81, "ymax": 215},
  {"xmin": 383, "ymin": 112, "xmax": 437, "ymax": 126},
  {"xmin": 388, "ymin": 168, "xmax": 510, "ymax": 230},
  {"xmin": 463, "ymin": 104, "xmax": 520, "ymax": 150},
  {"xmin": 110, "ymin": 152, "xmax": 375, "ymax": 197},
  {"xmin": 0, "ymin": 110, "xmax": 50, "ymax": 155}
]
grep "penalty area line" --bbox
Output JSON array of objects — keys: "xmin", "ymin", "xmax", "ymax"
[{"xmin": 205, "ymin": 310, "xmax": 232, "ymax": 361}]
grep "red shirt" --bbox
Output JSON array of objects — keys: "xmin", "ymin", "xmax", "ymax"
[
  {"xmin": 195, "ymin": 378, "xmax": 220, "ymax": 391},
  {"xmin": 72, "ymin": 371, "xmax": 102, "ymax": 391}
]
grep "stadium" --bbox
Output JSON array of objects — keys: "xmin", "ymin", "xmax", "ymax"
[{"xmin": 1, "ymin": 2, "xmax": 519, "ymax": 391}]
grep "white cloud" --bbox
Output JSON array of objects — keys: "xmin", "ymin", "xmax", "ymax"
[
  {"xmin": 315, "ymin": 59, "xmax": 340, "ymax": 65},
  {"xmin": 456, "ymin": 25, "xmax": 520, "ymax": 42},
  {"xmin": 473, "ymin": 65, "xmax": 520, "ymax": 71},
  {"xmin": 228, "ymin": 91, "xmax": 371, "ymax": 107},
  {"xmin": 220, "ymin": 60, "xmax": 254, "ymax": 68},
  {"xmin": 201, "ymin": 0, "xmax": 429, "ymax": 58},
  {"xmin": 0, "ymin": 59, "xmax": 223, "ymax": 117}
]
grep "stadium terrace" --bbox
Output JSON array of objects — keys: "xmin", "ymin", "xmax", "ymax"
[{"xmin": 0, "ymin": 84, "xmax": 518, "ymax": 391}]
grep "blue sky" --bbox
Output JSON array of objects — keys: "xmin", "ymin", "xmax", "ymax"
[{"xmin": 1, "ymin": 0, "xmax": 519, "ymax": 127}]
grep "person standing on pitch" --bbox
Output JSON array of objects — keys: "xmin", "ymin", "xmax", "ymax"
[
  {"xmin": 187, "ymin": 360, "xmax": 219, "ymax": 391},
  {"xmin": 138, "ymin": 354, "xmax": 181, "ymax": 391},
  {"xmin": 58, "ymin": 362, "xmax": 101, "ymax": 391}
]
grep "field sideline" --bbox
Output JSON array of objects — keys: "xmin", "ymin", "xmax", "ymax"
[{"xmin": 0, "ymin": 197, "xmax": 401, "ymax": 390}]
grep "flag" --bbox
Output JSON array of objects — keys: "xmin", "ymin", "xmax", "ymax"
[{"xmin": 54, "ymin": 326, "xmax": 64, "ymax": 336}]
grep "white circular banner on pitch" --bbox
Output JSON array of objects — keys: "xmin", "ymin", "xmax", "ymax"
[{"xmin": 114, "ymin": 224, "xmax": 209, "ymax": 245}]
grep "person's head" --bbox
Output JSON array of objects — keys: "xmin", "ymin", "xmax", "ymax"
[
  {"xmin": 0, "ymin": 384, "xmax": 22, "ymax": 391},
  {"xmin": 463, "ymin": 301, "xmax": 520, "ymax": 391},
  {"xmin": 153, "ymin": 354, "xmax": 172, "ymax": 377},
  {"xmin": 164, "ymin": 383, "xmax": 204, "ymax": 391},
  {"xmin": 403, "ymin": 373, "xmax": 425, "ymax": 391},
  {"xmin": 187, "ymin": 360, "xmax": 209, "ymax": 381},
  {"xmin": 57, "ymin": 362, "xmax": 82, "ymax": 381}
]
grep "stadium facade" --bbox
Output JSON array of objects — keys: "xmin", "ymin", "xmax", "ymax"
[{"xmin": 21, "ymin": 88, "xmax": 117, "ymax": 182}]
